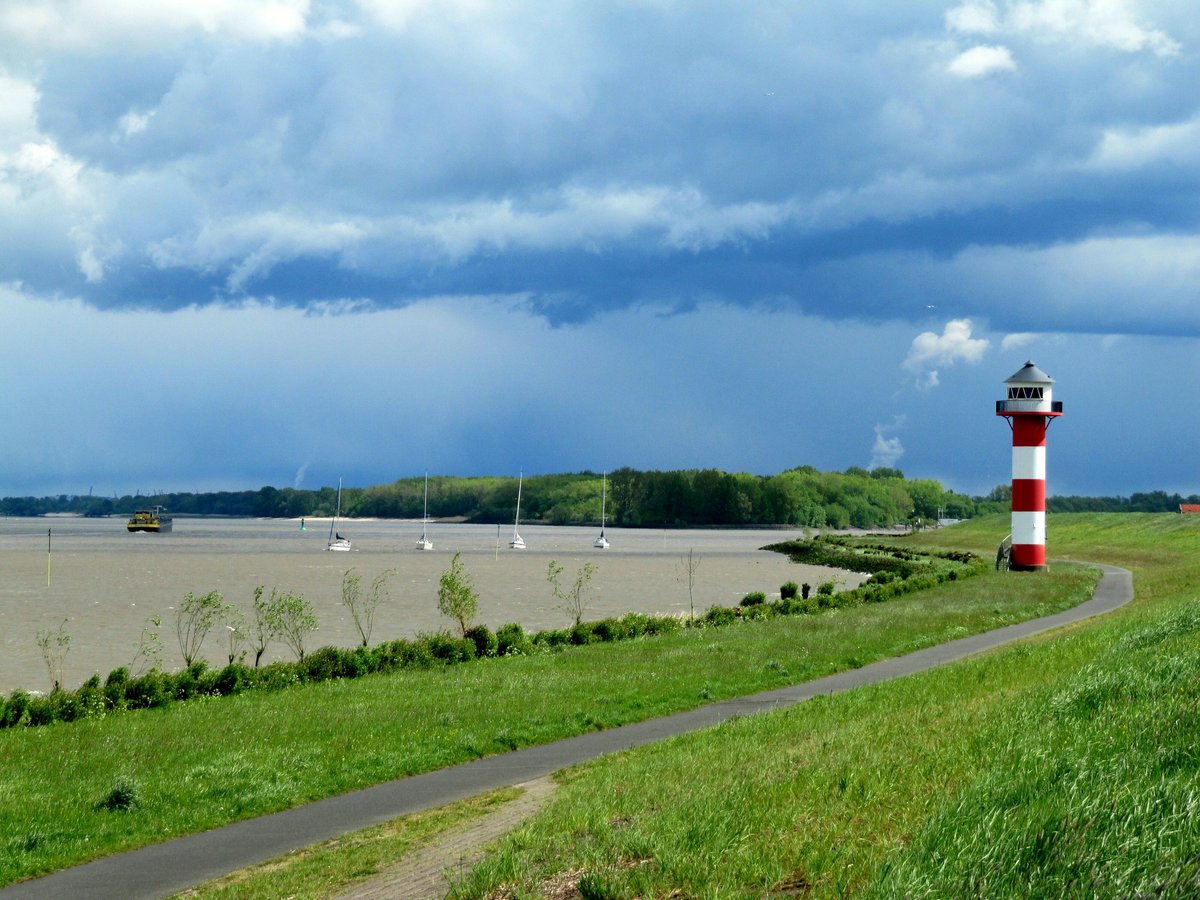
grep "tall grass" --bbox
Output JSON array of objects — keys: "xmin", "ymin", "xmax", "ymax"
[
  {"xmin": 0, "ymin": 556, "xmax": 1091, "ymax": 887},
  {"xmin": 451, "ymin": 514, "xmax": 1200, "ymax": 898}
]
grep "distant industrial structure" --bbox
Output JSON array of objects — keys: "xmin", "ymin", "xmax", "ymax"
[{"xmin": 996, "ymin": 362, "xmax": 1063, "ymax": 571}]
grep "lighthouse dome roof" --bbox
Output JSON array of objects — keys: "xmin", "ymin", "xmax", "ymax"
[{"xmin": 1005, "ymin": 360, "xmax": 1054, "ymax": 385}]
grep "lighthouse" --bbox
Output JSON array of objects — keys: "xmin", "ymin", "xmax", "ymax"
[{"xmin": 996, "ymin": 361, "xmax": 1063, "ymax": 571}]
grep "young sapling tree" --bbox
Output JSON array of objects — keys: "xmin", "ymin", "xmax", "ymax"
[
  {"xmin": 249, "ymin": 586, "xmax": 279, "ymax": 668},
  {"xmin": 130, "ymin": 615, "xmax": 164, "ymax": 676},
  {"xmin": 437, "ymin": 552, "xmax": 478, "ymax": 637},
  {"xmin": 175, "ymin": 590, "xmax": 223, "ymax": 667},
  {"xmin": 547, "ymin": 559, "xmax": 597, "ymax": 627},
  {"xmin": 265, "ymin": 590, "xmax": 318, "ymax": 661},
  {"xmin": 676, "ymin": 548, "xmax": 701, "ymax": 624},
  {"xmin": 343, "ymin": 567, "xmax": 395, "ymax": 647},
  {"xmin": 36, "ymin": 618, "xmax": 71, "ymax": 692},
  {"xmin": 221, "ymin": 603, "xmax": 248, "ymax": 665}
]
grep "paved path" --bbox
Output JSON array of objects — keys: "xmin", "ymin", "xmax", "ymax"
[{"xmin": 3, "ymin": 563, "xmax": 1133, "ymax": 899}]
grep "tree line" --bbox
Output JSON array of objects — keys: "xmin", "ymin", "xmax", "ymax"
[{"xmin": 2, "ymin": 467, "xmax": 1195, "ymax": 528}]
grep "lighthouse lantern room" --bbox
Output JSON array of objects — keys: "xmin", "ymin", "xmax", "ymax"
[{"xmin": 996, "ymin": 361, "xmax": 1063, "ymax": 571}]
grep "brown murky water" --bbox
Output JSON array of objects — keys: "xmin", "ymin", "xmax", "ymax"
[{"xmin": 0, "ymin": 517, "xmax": 863, "ymax": 693}]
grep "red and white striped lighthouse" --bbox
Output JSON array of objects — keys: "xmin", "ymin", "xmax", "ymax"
[{"xmin": 996, "ymin": 361, "xmax": 1063, "ymax": 571}]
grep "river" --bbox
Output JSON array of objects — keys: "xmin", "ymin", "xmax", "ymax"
[{"xmin": 0, "ymin": 517, "xmax": 865, "ymax": 693}]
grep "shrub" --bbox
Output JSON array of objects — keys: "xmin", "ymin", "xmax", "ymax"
[
  {"xmin": 740, "ymin": 591, "xmax": 766, "ymax": 607},
  {"xmin": 816, "ymin": 581, "xmax": 837, "ymax": 596},
  {"xmin": 591, "ymin": 619, "xmax": 626, "ymax": 642},
  {"xmin": 618, "ymin": 612, "xmax": 651, "ymax": 637},
  {"xmin": 464, "ymin": 624, "xmax": 498, "ymax": 658},
  {"xmin": 641, "ymin": 614, "xmax": 683, "ymax": 636},
  {"xmin": 421, "ymin": 632, "xmax": 476, "ymax": 664},
  {"xmin": 496, "ymin": 622, "xmax": 530, "ymax": 656},
  {"xmin": 125, "ymin": 671, "xmax": 170, "ymax": 709},
  {"xmin": 704, "ymin": 605, "xmax": 737, "ymax": 627},
  {"xmin": 780, "ymin": 581, "xmax": 799, "ymax": 600},
  {"xmin": 801, "ymin": 583, "xmax": 812, "ymax": 600},
  {"xmin": 742, "ymin": 602, "xmax": 770, "ymax": 620},
  {"xmin": 2, "ymin": 690, "xmax": 31, "ymax": 727},
  {"xmin": 299, "ymin": 646, "xmax": 353, "ymax": 682},
  {"xmin": 214, "ymin": 663, "xmax": 251, "ymax": 696},
  {"xmin": 96, "ymin": 776, "xmax": 142, "ymax": 812},
  {"xmin": 570, "ymin": 622, "xmax": 599, "ymax": 645},
  {"xmin": 532, "ymin": 628, "xmax": 572, "ymax": 648}
]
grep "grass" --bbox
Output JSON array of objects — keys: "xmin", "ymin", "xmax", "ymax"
[
  {"xmin": 446, "ymin": 513, "xmax": 1200, "ymax": 898},
  {"xmin": 0, "ymin": 544, "xmax": 1093, "ymax": 887}
]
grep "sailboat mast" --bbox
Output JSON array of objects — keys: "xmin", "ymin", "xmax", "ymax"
[
  {"xmin": 600, "ymin": 471, "xmax": 607, "ymax": 534},
  {"xmin": 513, "ymin": 472, "xmax": 523, "ymax": 539},
  {"xmin": 422, "ymin": 472, "xmax": 429, "ymax": 540}
]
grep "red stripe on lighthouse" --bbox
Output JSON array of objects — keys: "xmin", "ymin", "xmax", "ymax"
[
  {"xmin": 1011, "ymin": 543, "xmax": 1046, "ymax": 568},
  {"xmin": 1012, "ymin": 415, "xmax": 1047, "ymax": 447},
  {"xmin": 1011, "ymin": 479, "xmax": 1045, "ymax": 512}
]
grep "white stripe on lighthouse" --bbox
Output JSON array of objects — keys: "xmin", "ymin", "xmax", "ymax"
[
  {"xmin": 1011, "ymin": 445, "xmax": 1046, "ymax": 481},
  {"xmin": 1012, "ymin": 510, "xmax": 1045, "ymax": 547}
]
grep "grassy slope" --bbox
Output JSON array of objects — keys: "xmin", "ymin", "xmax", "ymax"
[
  {"xmin": 450, "ymin": 514, "xmax": 1200, "ymax": 898},
  {"xmin": 0, "ymin": 538, "xmax": 1092, "ymax": 886}
]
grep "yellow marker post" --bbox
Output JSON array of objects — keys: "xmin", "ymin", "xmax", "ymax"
[{"xmin": 47, "ymin": 527, "xmax": 52, "ymax": 587}]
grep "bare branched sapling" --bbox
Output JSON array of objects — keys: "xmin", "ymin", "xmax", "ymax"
[
  {"xmin": 221, "ymin": 603, "xmax": 248, "ymax": 665},
  {"xmin": 36, "ymin": 618, "xmax": 71, "ymax": 692},
  {"xmin": 249, "ymin": 586, "xmax": 278, "ymax": 668},
  {"xmin": 343, "ymin": 567, "xmax": 395, "ymax": 647},
  {"xmin": 677, "ymin": 548, "xmax": 701, "ymax": 624},
  {"xmin": 130, "ymin": 615, "xmax": 164, "ymax": 676},
  {"xmin": 547, "ymin": 559, "xmax": 597, "ymax": 627},
  {"xmin": 175, "ymin": 590, "xmax": 223, "ymax": 667}
]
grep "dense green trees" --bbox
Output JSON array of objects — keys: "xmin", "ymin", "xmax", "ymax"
[{"xmin": 4, "ymin": 470, "xmax": 1195, "ymax": 526}]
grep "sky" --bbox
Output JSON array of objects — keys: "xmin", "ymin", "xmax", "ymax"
[{"xmin": 1, "ymin": 0, "xmax": 1198, "ymax": 501}]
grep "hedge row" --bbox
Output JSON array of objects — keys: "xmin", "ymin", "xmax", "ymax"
[{"xmin": 1, "ymin": 547, "xmax": 981, "ymax": 731}]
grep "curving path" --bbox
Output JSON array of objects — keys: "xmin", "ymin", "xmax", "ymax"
[{"xmin": 3, "ymin": 563, "xmax": 1133, "ymax": 899}]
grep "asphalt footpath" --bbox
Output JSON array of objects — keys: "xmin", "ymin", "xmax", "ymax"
[{"xmin": 3, "ymin": 562, "xmax": 1133, "ymax": 899}]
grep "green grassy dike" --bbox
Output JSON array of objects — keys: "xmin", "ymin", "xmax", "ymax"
[
  {"xmin": 442, "ymin": 514, "xmax": 1200, "ymax": 898},
  {"xmin": 0, "ymin": 531, "xmax": 1095, "ymax": 888}
]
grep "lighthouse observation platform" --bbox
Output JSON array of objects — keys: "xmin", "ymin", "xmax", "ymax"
[{"xmin": 996, "ymin": 399, "xmax": 1063, "ymax": 415}]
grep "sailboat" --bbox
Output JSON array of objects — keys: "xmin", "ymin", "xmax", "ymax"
[
  {"xmin": 415, "ymin": 472, "xmax": 433, "ymax": 551},
  {"xmin": 509, "ymin": 472, "xmax": 526, "ymax": 549},
  {"xmin": 594, "ymin": 471, "xmax": 610, "ymax": 549},
  {"xmin": 326, "ymin": 478, "xmax": 351, "ymax": 551}
]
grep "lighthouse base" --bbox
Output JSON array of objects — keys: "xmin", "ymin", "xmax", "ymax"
[{"xmin": 1008, "ymin": 562, "xmax": 1048, "ymax": 572}]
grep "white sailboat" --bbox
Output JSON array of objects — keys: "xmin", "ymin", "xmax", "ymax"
[
  {"xmin": 326, "ymin": 478, "xmax": 351, "ymax": 551},
  {"xmin": 509, "ymin": 472, "xmax": 526, "ymax": 549},
  {"xmin": 415, "ymin": 472, "xmax": 433, "ymax": 551},
  {"xmin": 594, "ymin": 471, "xmax": 610, "ymax": 549}
]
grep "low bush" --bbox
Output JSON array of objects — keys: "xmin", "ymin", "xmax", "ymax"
[
  {"xmin": 740, "ymin": 591, "xmax": 766, "ymax": 607},
  {"xmin": 496, "ymin": 623, "xmax": 531, "ymax": 656},
  {"xmin": 704, "ymin": 606, "xmax": 738, "ymax": 627},
  {"xmin": 780, "ymin": 581, "xmax": 799, "ymax": 600},
  {"xmin": 464, "ymin": 625, "xmax": 498, "ymax": 658}
]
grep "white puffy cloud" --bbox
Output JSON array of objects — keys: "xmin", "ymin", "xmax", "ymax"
[
  {"xmin": 0, "ymin": 0, "xmax": 310, "ymax": 51},
  {"xmin": 1001, "ymin": 332, "xmax": 1039, "ymax": 351},
  {"xmin": 946, "ymin": 1, "xmax": 1002, "ymax": 35},
  {"xmin": 1009, "ymin": 0, "xmax": 1180, "ymax": 56},
  {"xmin": 947, "ymin": 44, "xmax": 1018, "ymax": 77},
  {"xmin": 870, "ymin": 418, "xmax": 906, "ymax": 469},
  {"xmin": 903, "ymin": 319, "xmax": 990, "ymax": 389},
  {"xmin": 1088, "ymin": 116, "xmax": 1200, "ymax": 170}
]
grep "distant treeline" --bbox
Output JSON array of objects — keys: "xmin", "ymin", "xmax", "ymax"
[{"xmin": 2, "ymin": 468, "xmax": 1195, "ymax": 527}]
